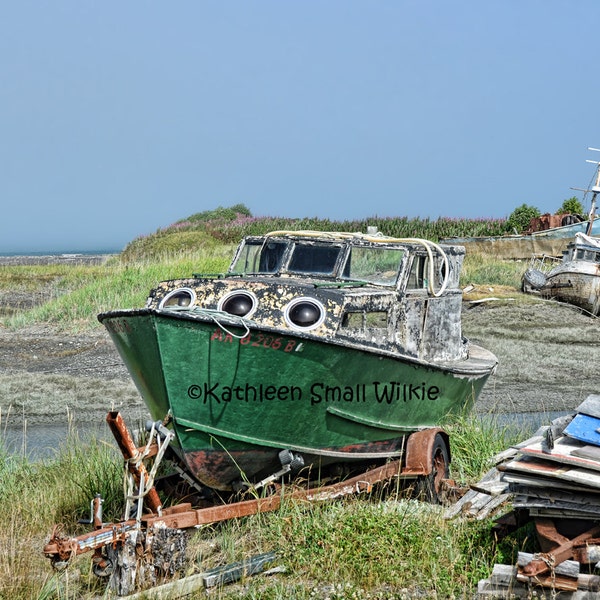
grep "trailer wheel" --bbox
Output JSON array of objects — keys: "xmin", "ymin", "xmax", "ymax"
[{"xmin": 415, "ymin": 433, "xmax": 449, "ymax": 504}]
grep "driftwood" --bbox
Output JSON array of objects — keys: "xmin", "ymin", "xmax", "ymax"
[{"xmin": 120, "ymin": 552, "xmax": 281, "ymax": 599}]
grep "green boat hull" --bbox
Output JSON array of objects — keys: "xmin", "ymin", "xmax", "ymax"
[{"xmin": 100, "ymin": 308, "xmax": 492, "ymax": 490}]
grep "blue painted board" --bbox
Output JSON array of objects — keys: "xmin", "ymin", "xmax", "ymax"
[{"xmin": 564, "ymin": 414, "xmax": 600, "ymax": 447}]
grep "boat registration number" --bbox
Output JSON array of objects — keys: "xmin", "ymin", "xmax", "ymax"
[{"xmin": 211, "ymin": 328, "xmax": 300, "ymax": 353}]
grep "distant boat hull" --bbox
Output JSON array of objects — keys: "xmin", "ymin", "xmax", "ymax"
[
  {"xmin": 541, "ymin": 260, "xmax": 600, "ymax": 316},
  {"xmin": 522, "ymin": 232, "xmax": 600, "ymax": 315},
  {"xmin": 99, "ymin": 308, "xmax": 495, "ymax": 491},
  {"xmin": 442, "ymin": 218, "xmax": 600, "ymax": 259}
]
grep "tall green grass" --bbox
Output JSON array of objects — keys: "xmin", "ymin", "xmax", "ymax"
[
  {"xmin": 1, "ymin": 247, "xmax": 233, "ymax": 331},
  {"xmin": 0, "ymin": 431, "xmax": 123, "ymax": 599},
  {"xmin": 461, "ymin": 253, "xmax": 525, "ymax": 289}
]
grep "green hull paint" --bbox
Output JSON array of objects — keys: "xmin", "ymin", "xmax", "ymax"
[{"xmin": 101, "ymin": 308, "xmax": 491, "ymax": 489}]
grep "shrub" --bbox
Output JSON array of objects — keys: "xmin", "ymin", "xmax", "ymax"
[
  {"xmin": 505, "ymin": 204, "xmax": 540, "ymax": 233},
  {"xmin": 557, "ymin": 196, "xmax": 584, "ymax": 216},
  {"xmin": 185, "ymin": 204, "xmax": 252, "ymax": 224}
]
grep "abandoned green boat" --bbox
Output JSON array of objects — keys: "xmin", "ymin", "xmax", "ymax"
[{"xmin": 98, "ymin": 230, "xmax": 497, "ymax": 491}]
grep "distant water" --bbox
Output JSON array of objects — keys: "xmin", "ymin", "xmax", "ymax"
[
  {"xmin": 0, "ymin": 249, "xmax": 120, "ymax": 257},
  {"xmin": 2, "ymin": 422, "xmax": 112, "ymax": 459}
]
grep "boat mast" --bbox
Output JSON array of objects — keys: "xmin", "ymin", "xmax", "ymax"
[{"xmin": 584, "ymin": 148, "xmax": 600, "ymax": 236}]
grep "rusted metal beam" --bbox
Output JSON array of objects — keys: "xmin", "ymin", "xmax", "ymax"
[
  {"xmin": 520, "ymin": 524, "xmax": 600, "ymax": 577},
  {"xmin": 106, "ymin": 411, "xmax": 163, "ymax": 514}
]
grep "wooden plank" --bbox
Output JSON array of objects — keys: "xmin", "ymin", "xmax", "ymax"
[
  {"xmin": 471, "ymin": 480, "xmax": 510, "ymax": 496},
  {"xmin": 501, "ymin": 456, "xmax": 600, "ymax": 490},
  {"xmin": 575, "ymin": 395, "xmax": 600, "ymax": 419},
  {"xmin": 470, "ymin": 467, "xmax": 510, "ymax": 495},
  {"xmin": 518, "ymin": 436, "xmax": 600, "ymax": 473},
  {"xmin": 513, "ymin": 495, "xmax": 598, "ymax": 517},
  {"xmin": 444, "ymin": 467, "xmax": 509, "ymax": 519},
  {"xmin": 572, "ymin": 445, "xmax": 600, "ymax": 462},
  {"xmin": 489, "ymin": 563, "xmax": 517, "ymax": 586},
  {"xmin": 564, "ymin": 414, "xmax": 600, "ymax": 447},
  {"xmin": 510, "ymin": 484, "xmax": 600, "ymax": 507},
  {"xmin": 513, "ymin": 495, "xmax": 600, "ymax": 515},
  {"xmin": 474, "ymin": 494, "xmax": 513, "ymax": 520},
  {"xmin": 528, "ymin": 508, "xmax": 600, "ymax": 520},
  {"xmin": 501, "ymin": 471, "xmax": 600, "ymax": 494},
  {"xmin": 476, "ymin": 577, "xmax": 531, "ymax": 599},
  {"xmin": 201, "ymin": 552, "xmax": 278, "ymax": 588},
  {"xmin": 121, "ymin": 552, "xmax": 281, "ymax": 599}
]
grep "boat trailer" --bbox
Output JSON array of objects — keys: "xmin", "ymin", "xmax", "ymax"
[{"xmin": 43, "ymin": 411, "xmax": 450, "ymax": 595}]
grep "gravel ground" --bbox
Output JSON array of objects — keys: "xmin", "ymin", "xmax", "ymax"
[
  {"xmin": 0, "ymin": 297, "xmax": 598, "ymax": 428},
  {"xmin": 462, "ymin": 298, "xmax": 600, "ymax": 416}
]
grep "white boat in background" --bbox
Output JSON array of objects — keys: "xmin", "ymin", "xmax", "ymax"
[
  {"xmin": 528, "ymin": 232, "xmax": 600, "ymax": 316},
  {"xmin": 522, "ymin": 151, "xmax": 600, "ymax": 315}
]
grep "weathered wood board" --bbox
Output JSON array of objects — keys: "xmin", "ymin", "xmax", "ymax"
[
  {"xmin": 518, "ymin": 436, "xmax": 600, "ymax": 473},
  {"xmin": 575, "ymin": 395, "xmax": 600, "ymax": 419},
  {"xmin": 501, "ymin": 456, "xmax": 600, "ymax": 490}
]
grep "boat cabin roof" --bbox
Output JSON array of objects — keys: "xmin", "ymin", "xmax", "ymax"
[
  {"xmin": 228, "ymin": 230, "xmax": 462, "ymax": 293},
  {"xmin": 564, "ymin": 232, "xmax": 600, "ymax": 262}
]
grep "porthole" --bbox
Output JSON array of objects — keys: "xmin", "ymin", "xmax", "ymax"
[
  {"xmin": 284, "ymin": 297, "xmax": 325, "ymax": 330},
  {"xmin": 159, "ymin": 288, "xmax": 196, "ymax": 309},
  {"xmin": 218, "ymin": 290, "xmax": 257, "ymax": 318}
]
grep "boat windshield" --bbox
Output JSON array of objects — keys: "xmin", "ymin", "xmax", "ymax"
[
  {"xmin": 341, "ymin": 246, "xmax": 403, "ymax": 286},
  {"xmin": 230, "ymin": 237, "xmax": 403, "ymax": 283},
  {"xmin": 230, "ymin": 240, "xmax": 288, "ymax": 274},
  {"xmin": 288, "ymin": 243, "xmax": 342, "ymax": 275}
]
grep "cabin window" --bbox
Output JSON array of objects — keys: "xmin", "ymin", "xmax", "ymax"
[
  {"xmin": 284, "ymin": 297, "xmax": 326, "ymax": 330},
  {"xmin": 159, "ymin": 288, "xmax": 196, "ymax": 309},
  {"xmin": 288, "ymin": 243, "xmax": 341, "ymax": 275},
  {"xmin": 218, "ymin": 290, "xmax": 257, "ymax": 317},
  {"xmin": 407, "ymin": 255, "xmax": 429, "ymax": 289},
  {"xmin": 342, "ymin": 311, "xmax": 388, "ymax": 329},
  {"xmin": 230, "ymin": 240, "xmax": 287, "ymax": 274},
  {"xmin": 341, "ymin": 247, "xmax": 402, "ymax": 286}
]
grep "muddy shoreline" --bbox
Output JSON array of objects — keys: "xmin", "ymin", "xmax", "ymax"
[{"xmin": 0, "ymin": 298, "xmax": 599, "ymax": 429}]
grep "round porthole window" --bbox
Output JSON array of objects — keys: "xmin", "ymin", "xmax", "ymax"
[
  {"xmin": 284, "ymin": 297, "xmax": 325, "ymax": 330},
  {"xmin": 219, "ymin": 291, "xmax": 257, "ymax": 318},
  {"xmin": 159, "ymin": 288, "xmax": 196, "ymax": 309}
]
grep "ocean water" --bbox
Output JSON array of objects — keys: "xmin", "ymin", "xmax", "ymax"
[{"xmin": 0, "ymin": 248, "xmax": 119, "ymax": 257}]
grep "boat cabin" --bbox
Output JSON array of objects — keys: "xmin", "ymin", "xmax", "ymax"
[
  {"xmin": 146, "ymin": 231, "xmax": 469, "ymax": 363},
  {"xmin": 561, "ymin": 237, "xmax": 600, "ymax": 264}
]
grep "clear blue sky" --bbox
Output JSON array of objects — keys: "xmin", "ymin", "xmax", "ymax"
[{"xmin": 2, "ymin": 2, "xmax": 600, "ymax": 252}]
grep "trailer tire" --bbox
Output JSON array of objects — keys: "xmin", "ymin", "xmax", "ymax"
[{"xmin": 415, "ymin": 433, "xmax": 449, "ymax": 504}]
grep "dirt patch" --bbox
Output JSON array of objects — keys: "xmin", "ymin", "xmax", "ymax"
[
  {"xmin": 0, "ymin": 296, "xmax": 598, "ymax": 427},
  {"xmin": 0, "ymin": 324, "xmax": 143, "ymax": 426},
  {"xmin": 462, "ymin": 297, "xmax": 600, "ymax": 415}
]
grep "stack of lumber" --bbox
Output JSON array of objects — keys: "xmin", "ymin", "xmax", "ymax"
[
  {"xmin": 499, "ymin": 396, "xmax": 600, "ymax": 521},
  {"xmin": 465, "ymin": 395, "xmax": 600, "ymax": 599}
]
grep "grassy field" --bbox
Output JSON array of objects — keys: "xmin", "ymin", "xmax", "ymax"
[{"xmin": 0, "ymin": 215, "xmax": 534, "ymax": 599}]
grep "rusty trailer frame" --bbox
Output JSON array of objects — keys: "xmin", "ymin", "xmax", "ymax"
[{"xmin": 43, "ymin": 411, "xmax": 447, "ymax": 588}]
